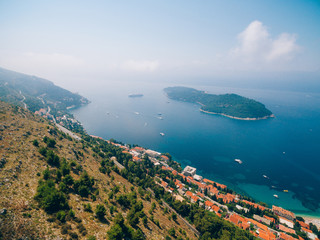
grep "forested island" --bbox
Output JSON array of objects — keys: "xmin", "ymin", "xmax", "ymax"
[{"xmin": 164, "ymin": 86, "xmax": 273, "ymax": 120}]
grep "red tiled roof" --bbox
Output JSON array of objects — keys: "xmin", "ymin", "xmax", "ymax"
[
  {"xmin": 297, "ymin": 220, "xmax": 309, "ymax": 229},
  {"xmin": 302, "ymin": 227, "xmax": 313, "ymax": 234},
  {"xmin": 279, "ymin": 232, "xmax": 295, "ymax": 240},
  {"xmin": 161, "ymin": 155, "xmax": 169, "ymax": 161},
  {"xmin": 272, "ymin": 205, "xmax": 295, "ymax": 219},
  {"xmin": 161, "ymin": 181, "xmax": 168, "ymax": 188},
  {"xmin": 205, "ymin": 200, "xmax": 214, "ymax": 207},
  {"xmin": 264, "ymin": 215, "xmax": 276, "ymax": 223},
  {"xmin": 279, "ymin": 224, "xmax": 295, "ymax": 234}
]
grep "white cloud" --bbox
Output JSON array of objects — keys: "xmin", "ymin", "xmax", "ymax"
[
  {"xmin": 230, "ymin": 20, "xmax": 299, "ymax": 65},
  {"xmin": 122, "ymin": 60, "xmax": 159, "ymax": 72},
  {"xmin": 267, "ymin": 33, "xmax": 298, "ymax": 61}
]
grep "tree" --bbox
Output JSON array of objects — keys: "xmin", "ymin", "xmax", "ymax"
[
  {"xmin": 95, "ymin": 204, "xmax": 106, "ymax": 220},
  {"xmin": 171, "ymin": 212, "xmax": 177, "ymax": 221},
  {"xmin": 46, "ymin": 150, "xmax": 60, "ymax": 167},
  {"xmin": 33, "ymin": 139, "xmax": 39, "ymax": 147},
  {"xmin": 132, "ymin": 229, "xmax": 145, "ymax": 240},
  {"xmin": 63, "ymin": 174, "xmax": 74, "ymax": 186},
  {"xmin": 43, "ymin": 168, "xmax": 50, "ymax": 180},
  {"xmin": 47, "ymin": 138, "xmax": 56, "ymax": 148},
  {"xmin": 34, "ymin": 180, "xmax": 68, "ymax": 213},
  {"xmin": 142, "ymin": 216, "xmax": 148, "ymax": 225},
  {"xmin": 107, "ymin": 224, "xmax": 124, "ymax": 240},
  {"xmin": 168, "ymin": 228, "xmax": 176, "ymax": 237}
]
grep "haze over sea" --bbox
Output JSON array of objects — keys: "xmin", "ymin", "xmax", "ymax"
[{"xmin": 71, "ymin": 79, "xmax": 320, "ymax": 217}]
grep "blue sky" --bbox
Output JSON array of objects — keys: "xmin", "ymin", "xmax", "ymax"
[{"xmin": 0, "ymin": 0, "xmax": 319, "ymax": 86}]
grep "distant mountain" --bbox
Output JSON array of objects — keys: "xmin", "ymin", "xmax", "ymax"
[
  {"xmin": 164, "ymin": 86, "xmax": 273, "ymax": 120},
  {"xmin": 0, "ymin": 67, "xmax": 89, "ymax": 113}
]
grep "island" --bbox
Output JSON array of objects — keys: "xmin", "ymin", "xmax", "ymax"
[
  {"xmin": 128, "ymin": 93, "xmax": 144, "ymax": 98},
  {"xmin": 164, "ymin": 86, "xmax": 273, "ymax": 120}
]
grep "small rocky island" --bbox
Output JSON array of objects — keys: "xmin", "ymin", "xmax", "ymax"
[{"xmin": 164, "ymin": 86, "xmax": 273, "ymax": 120}]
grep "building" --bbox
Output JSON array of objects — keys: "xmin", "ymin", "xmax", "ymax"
[
  {"xmin": 279, "ymin": 216, "xmax": 294, "ymax": 229},
  {"xmin": 145, "ymin": 149, "xmax": 161, "ymax": 158},
  {"xmin": 161, "ymin": 155, "xmax": 169, "ymax": 162},
  {"xmin": 193, "ymin": 174, "xmax": 203, "ymax": 181},
  {"xmin": 253, "ymin": 215, "xmax": 271, "ymax": 225},
  {"xmin": 272, "ymin": 205, "xmax": 295, "ymax": 221},
  {"xmin": 182, "ymin": 166, "xmax": 197, "ymax": 177}
]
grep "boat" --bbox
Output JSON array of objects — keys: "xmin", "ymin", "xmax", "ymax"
[
  {"xmin": 263, "ymin": 175, "xmax": 269, "ymax": 179},
  {"xmin": 283, "ymin": 190, "xmax": 288, "ymax": 193},
  {"xmin": 160, "ymin": 132, "xmax": 165, "ymax": 136},
  {"xmin": 157, "ymin": 116, "xmax": 163, "ymax": 120},
  {"xmin": 271, "ymin": 186, "xmax": 277, "ymax": 189},
  {"xmin": 134, "ymin": 112, "xmax": 140, "ymax": 115},
  {"xmin": 273, "ymin": 194, "xmax": 279, "ymax": 199},
  {"xmin": 234, "ymin": 159, "xmax": 242, "ymax": 164},
  {"xmin": 128, "ymin": 93, "xmax": 143, "ymax": 98}
]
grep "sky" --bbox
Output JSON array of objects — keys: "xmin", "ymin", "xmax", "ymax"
[{"xmin": 0, "ymin": 0, "xmax": 320, "ymax": 89}]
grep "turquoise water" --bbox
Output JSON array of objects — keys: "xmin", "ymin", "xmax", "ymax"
[{"xmin": 71, "ymin": 80, "xmax": 320, "ymax": 216}]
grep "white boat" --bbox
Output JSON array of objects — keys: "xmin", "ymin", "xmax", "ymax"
[
  {"xmin": 234, "ymin": 159, "xmax": 242, "ymax": 164},
  {"xmin": 273, "ymin": 194, "xmax": 279, "ymax": 199},
  {"xmin": 134, "ymin": 112, "xmax": 140, "ymax": 115},
  {"xmin": 263, "ymin": 175, "xmax": 269, "ymax": 179},
  {"xmin": 160, "ymin": 132, "xmax": 165, "ymax": 136}
]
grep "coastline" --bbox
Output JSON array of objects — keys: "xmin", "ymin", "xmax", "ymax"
[
  {"xmin": 300, "ymin": 215, "xmax": 320, "ymax": 229},
  {"xmin": 199, "ymin": 108, "xmax": 275, "ymax": 121}
]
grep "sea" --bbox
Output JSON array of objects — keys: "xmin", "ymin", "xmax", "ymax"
[{"xmin": 71, "ymin": 79, "xmax": 320, "ymax": 217}]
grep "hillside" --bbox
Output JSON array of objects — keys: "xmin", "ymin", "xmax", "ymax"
[
  {"xmin": 0, "ymin": 67, "xmax": 89, "ymax": 134},
  {"xmin": 164, "ymin": 87, "xmax": 273, "ymax": 120},
  {"xmin": 0, "ymin": 100, "xmax": 257, "ymax": 240}
]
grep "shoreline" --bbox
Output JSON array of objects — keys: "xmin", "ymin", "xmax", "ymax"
[
  {"xmin": 199, "ymin": 109, "xmax": 275, "ymax": 121},
  {"xmin": 299, "ymin": 215, "xmax": 320, "ymax": 229}
]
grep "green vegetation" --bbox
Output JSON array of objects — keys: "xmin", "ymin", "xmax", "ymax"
[
  {"xmin": 1, "ymin": 100, "xmax": 260, "ymax": 239},
  {"xmin": 164, "ymin": 86, "xmax": 272, "ymax": 119},
  {"xmin": 0, "ymin": 67, "xmax": 89, "ymax": 112}
]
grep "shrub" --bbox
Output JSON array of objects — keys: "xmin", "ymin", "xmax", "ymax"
[
  {"xmin": 87, "ymin": 236, "xmax": 96, "ymax": 240},
  {"xmin": 77, "ymin": 223, "xmax": 86, "ymax": 233},
  {"xmin": 43, "ymin": 168, "xmax": 50, "ymax": 180},
  {"xmin": 68, "ymin": 209, "xmax": 75, "ymax": 218},
  {"xmin": 47, "ymin": 138, "xmax": 56, "ymax": 148},
  {"xmin": 171, "ymin": 212, "xmax": 177, "ymax": 221},
  {"xmin": 32, "ymin": 139, "xmax": 39, "ymax": 147},
  {"xmin": 69, "ymin": 232, "xmax": 79, "ymax": 239},
  {"xmin": 83, "ymin": 203, "xmax": 92, "ymax": 212},
  {"xmin": 168, "ymin": 228, "xmax": 176, "ymax": 237},
  {"xmin": 56, "ymin": 210, "xmax": 66, "ymax": 222},
  {"xmin": 63, "ymin": 174, "xmax": 74, "ymax": 186},
  {"xmin": 95, "ymin": 204, "xmax": 106, "ymax": 220},
  {"xmin": 38, "ymin": 147, "xmax": 47, "ymax": 156}
]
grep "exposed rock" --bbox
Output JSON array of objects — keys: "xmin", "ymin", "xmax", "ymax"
[{"xmin": 0, "ymin": 208, "xmax": 7, "ymax": 215}]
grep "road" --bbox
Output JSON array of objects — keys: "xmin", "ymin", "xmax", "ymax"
[
  {"xmin": 111, "ymin": 156, "xmax": 125, "ymax": 170},
  {"xmin": 19, "ymin": 91, "xmax": 27, "ymax": 109},
  {"xmin": 55, "ymin": 123, "xmax": 81, "ymax": 141}
]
